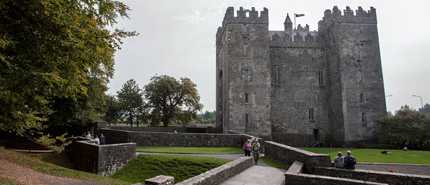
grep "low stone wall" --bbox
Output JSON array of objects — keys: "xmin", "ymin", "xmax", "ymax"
[
  {"xmin": 285, "ymin": 161, "xmax": 387, "ymax": 185},
  {"xmin": 66, "ymin": 140, "xmax": 136, "ymax": 176},
  {"xmin": 176, "ymin": 157, "xmax": 253, "ymax": 185},
  {"xmin": 272, "ymin": 133, "xmax": 313, "ymax": 147},
  {"xmin": 100, "ymin": 128, "xmax": 248, "ymax": 147},
  {"xmin": 106, "ymin": 126, "xmax": 217, "ymax": 134},
  {"xmin": 314, "ymin": 167, "xmax": 430, "ymax": 185},
  {"xmin": 264, "ymin": 141, "xmax": 331, "ymax": 173}
]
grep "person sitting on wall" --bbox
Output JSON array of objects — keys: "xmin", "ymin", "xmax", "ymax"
[
  {"xmin": 100, "ymin": 133, "xmax": 105, "ymax": 145},
  {"xmin": 252, "ymin": 139, "xmax": 261, "ymax": 165},
  {"xmin": 94, "ymin": 135, "xmax": 100, "ymax": 145},
  {"xmin": 343, "ymin": 150, "xmax": 357, "ymax": 170},
  {"xmin": 85, "ymin": 131, "xmax": 92, "ymax": 140},
  {"xmin": 334, "ymin": 152, "xmax": 344, "ymax": 168},
  {"xmin": 243, "ymin": 139, "xmax": 252, "ymax": 157}
]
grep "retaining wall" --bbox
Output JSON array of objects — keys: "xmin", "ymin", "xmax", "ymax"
[
  {"xmin": 264, "ymin": 141, "xmax": 331, "ymax": 173},
  {"xmin": 314, "ymin": 167, "xmax": 430, "ymax": 185},
  {"xmin": 107, "ymin": 126, "xmax": 218, "ymax": 133},
  {"xmin": 285, "ymin": 161, "xmax": 387, "ymax": 185},
  {"xmin": 100, "ymin": 128, "xmax": 249, "ymax": 147},
  {"xmin": 66, "ymin": 140, "xmax": 136, "ymax": 176},
  {"xmin": 176, "ymin": 157, "xmax": 253, "ymax": 185}
]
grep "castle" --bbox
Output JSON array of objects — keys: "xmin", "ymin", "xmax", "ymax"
[{"xmin": 216, "ymin": 6, "xmax": 387, "ymax": 146}]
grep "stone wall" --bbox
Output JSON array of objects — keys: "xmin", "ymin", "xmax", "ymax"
[
  {"xmin": 285, "ymin": 161, "xmax": 387, "ymax": 185},
  {"xmin": 66, "ymin": 140, "xmax": 136, "ymax": 176},
  {"xmin": 314, "ymin": 167, "xmax": 430, "ymax": 185},
  {"xmin": 177, "ymin": 157, "xmax": 253, "ymax": 185},
  {"xmin": 100, "ymin": 128, "xmax": 248, "ymax": 147},
  {"xmin": 264, "ymin": 141, "xmax": 331, "ymax": 173},
  {"xmin": 106, "ymin": 126, "xmax": 217, "ymax": 134}
]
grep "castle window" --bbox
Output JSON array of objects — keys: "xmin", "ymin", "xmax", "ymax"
[
  {"xmin": 274, "ymin": 66, "xmax": 281, "ymax": 83},
  {"xmin": 243, "ymin": 43, "xmax": 249, "ymax": 57},
  {"xmin": 243, "ymin": 69, "xmax": 249, "ymax": 82},
  {"xmin": 242, "ymin": 24, "xmax": 247, "ymax": 34},
  {"xmin": 245, "ymin": 93, "xmax": 249, "ymax": 103},
  {"xmin": 362, "ymin": 113, "xmax": 366, "ymax": 124},
  {"xmin": 309, "ymin": 108, "xmax": 314, "ymax": 120},
  {"xmin": 360, "ymin": 94, "xmax": 364, "ymax": 104},
  {"xmin": 354, "ymin": 29, "xmax": 360, "ymax": 34},
  {"xmin": 246, "ymin": 114, "xmax": 249, "ymax": 124},
  {"xmin": 357, "ymin": 70, "xmax": 363, "ymax": 81},
  {"xmin": 318, "ymin": 70, "xmax": 324, "ymax": 86},
  {"xmin": 354, "ymin": 44, "xmax": 361, "ymax": 58}
]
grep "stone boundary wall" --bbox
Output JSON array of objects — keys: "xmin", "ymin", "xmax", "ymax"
[
  {"xmin": 285, "ymin": 161, "xmax": 387, "ymax": 185},
  {"xmin": 107, "ymin": 126, "xmax": 218, "ymax": 134},
  {"xmin": 264, "ymin": 141, "xmax": 331, "ymax": 173},
  {"xmin": 176, "ymin": 157, "xmax": 253, "ymax": 185},
  {"xmin": 100, "ymin": 128, "xmax": 247, "ymax": 147},
  {"xmin": 66, "ymin": 140, "xmax": 136, "ymax": 176},
  {"xmin": 314, "ymin": 167, "xmax": 430, "ymax": 185}
]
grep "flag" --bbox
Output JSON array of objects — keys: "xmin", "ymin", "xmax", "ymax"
[
  {"xmin": 245, "ymin": 9, "xmax": 250, "ymax": 13},
  {"xmin": 295, "ymin": 13, "xmax": 305, "ymax": 17}
]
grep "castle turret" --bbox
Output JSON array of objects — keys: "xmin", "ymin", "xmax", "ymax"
[{"xmin": 284, "ymin": 14, "xmax": 293, "ymax": 33}]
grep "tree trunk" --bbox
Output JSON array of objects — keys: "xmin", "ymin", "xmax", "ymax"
[
  {"xmin": 130, "ymin": 114, "xmax": 133, "ymax": 127},
  {"xmin": 163, "ymin": 120, "xmax": 168, "ymax": 127},
  {"xmin": 136, "ymin": 116, "xmax": 139, "ymax": 127}
]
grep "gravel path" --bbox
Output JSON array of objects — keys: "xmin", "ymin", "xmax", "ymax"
[{"xmin": 356, "ymin": 162, "xmax": 430, "ymax": 176}]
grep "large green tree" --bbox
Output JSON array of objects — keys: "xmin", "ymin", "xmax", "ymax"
[
  {"xmin": 103, "ymin": 95, "xmax": 122, "ymax": 126},
  {"xmin": 117, "ymin": 79, "xmax": 144, "ymax": 127},
  {"xmin": 144, "ymin": 75, "xmax": 203, "ymax": 127},
  {"xmin": 0, "ymin": 0, "xmax": 136, "ymax": 135}
]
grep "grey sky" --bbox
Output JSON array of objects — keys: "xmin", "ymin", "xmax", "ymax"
[{"xmin": 108, "ymin": 0, "xmax": 430, "ymax": 113}]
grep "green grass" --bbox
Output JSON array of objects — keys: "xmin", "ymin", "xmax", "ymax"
[
  {"xmin": 0, "ymin": 177, "xmax": 25, "ymax": 185},
  {"xmin": 136, "ymin": 146, "xmax": 243, "ymax": 154},
  {"xmin": 300, "ymin": 147, "xmax": 430, "ymax": 164},
  {"xmin": 111, "ymin": 154, "xmax": 231, "ymax": 183},
  {"xmin": 0, "ymin": 147, "xmax": 129, "ymax": 185},
  {"xmin": 260, "ymin": 157, "xmax": 290, "ymax": 169}
]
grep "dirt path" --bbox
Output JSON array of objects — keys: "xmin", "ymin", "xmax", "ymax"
[{"xmin": 0, "ymin": 159, "xmax": 97, "ymax": 185}]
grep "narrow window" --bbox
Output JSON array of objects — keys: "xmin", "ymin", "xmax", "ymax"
[
  {"xmin": 243, "ymin": 69, "xmax": 249, "ymax": 82},
  {"xmin": 360, "ymin": 94, "xmax": 364, "ymax": 103},
  {"xmin": 309, "ymin": 108, "xmax": 314, "ymax": 120},
  {"xmin": 354, "ymin": 28, "xmax": 360, "ymax": 34},
  {"xmin": 274, "ymin": 66, "xmax": 281, "ymax": 83},
  {"xmin": 245, "ymin": 114, "xmax": 249, "ymax": 124},
  {"xmin": 245, "ymin": 93, "xmax": 249, "ymax": 103},
  {"xmin": 354, "ymin": 44, "xmax": 361, "ymax": 58},
  {"xmin": 362, "ymin": 113, "xmax": 366, "ymax": 124},
  {"xmin": 243, "ymin": 43, "xmax": 249, "ymax": 57},
  {"xmin": 357, "ymin": 70, "xmax": 363, "ymax": 81},
  {"xmin": 318, "ymin": 70, "xmax": 324, "ymax": 86},
  {"xmin": 241, "ymin": 24, "xmax": 247, "ymax": 34}
]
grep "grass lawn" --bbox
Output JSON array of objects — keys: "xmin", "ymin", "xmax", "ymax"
[
  {"xmin": 0, "ymin": 147, "xmax": 128, "ymax": 185},
  {"xmin": 111, "ymin": 154, "xmax": 231, "ymax": 183},
  {"xmin": 260, "ymin": 157, "xmax": 290, "ymax": 169},
  {"xmin": 136, "ymin": 146, "xmax": 243, "ymax": 154},
  {"xmin": 300, "ymin": 147, "xmax": 430, "ymax": 164}
]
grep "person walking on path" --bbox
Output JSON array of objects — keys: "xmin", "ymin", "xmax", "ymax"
[
  {"xmin": 334, "ymin": 152, "xmax": 344, "ymax": 168},
  {"xmin": 343, "ymin": 150, "xmax": 357, "ymax": 170},
  {"xmin": 243, "ymin": 139, "xmax": 252, "ymax": 156},
  {"xmin": 252, "ymin": 139, "xmax": 261, "ymax": 164}
]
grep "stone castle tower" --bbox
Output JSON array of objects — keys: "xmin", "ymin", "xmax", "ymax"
[{"xmin": 216, "ymin": 6, "xmax": 387, "ymax": 146}]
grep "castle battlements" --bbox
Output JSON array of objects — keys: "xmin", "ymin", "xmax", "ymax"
[
  {"xmin": 318, "ymin": 6, "xmax": 377, "ymax": 31},
  {"xmin": 222, "ymin": 7, "xmax": 268, "ymax": 28},
  {"xmin": 269, "ymin": 31, "xmax": 320, "ymax": 48}
]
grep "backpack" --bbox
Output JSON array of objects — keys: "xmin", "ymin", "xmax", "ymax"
[{"xmin": 346, "ymin": 156, "xmax": 356, "ymax": 166}]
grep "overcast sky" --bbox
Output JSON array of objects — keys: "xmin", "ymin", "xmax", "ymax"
[{"xmin": 108, "ymin": 0, "xmax": 430, "ymax": 113}]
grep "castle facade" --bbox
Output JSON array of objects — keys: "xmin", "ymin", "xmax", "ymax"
[{"xmin": 216, "ymin": 6, "xmax": 387, "ymax": 146}]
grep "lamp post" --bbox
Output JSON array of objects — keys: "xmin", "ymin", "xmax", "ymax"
[{"xmin": 412, "ymin": 95, "xmax": 423, "ymax": 109}]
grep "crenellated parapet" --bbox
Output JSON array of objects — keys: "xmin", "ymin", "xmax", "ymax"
[
  {"xmin": 318, "ymin": 6, "xmax": 377, "ymax": 31},
  {"xmin": 269, "ymin": 31, "xmax": 321, "ymax": 48},
  {"xmin": 221, "ymin": 7, "xmax": 269, "ymax": 28}
]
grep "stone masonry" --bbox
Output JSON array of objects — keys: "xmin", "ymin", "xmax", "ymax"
[{"xmin": 216, "ymin": 6, "xmax": 387, "ymax": 146}]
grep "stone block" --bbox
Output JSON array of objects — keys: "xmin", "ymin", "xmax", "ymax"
[{"xmin": 145, "ymin": 175, "xmax": 174, "ymax": 185}]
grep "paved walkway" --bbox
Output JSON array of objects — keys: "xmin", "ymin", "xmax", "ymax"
[{"xmin": 356, "ymin": 162, "xmax": 430, "ymax": 176}]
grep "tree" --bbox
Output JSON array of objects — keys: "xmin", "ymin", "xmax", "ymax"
[
  {"xmin": 117, "ymin": 79, "xmax": 144, "ymax": 127},
  {"xmin": 144, "ymin": 75, "xmax": 203, "ymax": 127},
  {"xmin": 103, "ymin": 95, "xmax": 122, "ymax": 126},
  {"xmin": 376, "ymin": 108, "xmax": 430, "ymax": 150},
  {"xmin": 419, "ymin": 103, "xmax": 430, "ymax": 114},
  {"xmin": 0, "ymin": 0, "xmax": 137, "ymax": 135}
]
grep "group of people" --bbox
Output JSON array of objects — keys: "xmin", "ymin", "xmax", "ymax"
[
  {"xmin": 83, "ymin": 131, "xmax": 106, "ymax": 145},
  {"xmin": 334, "ymin": 150, "xmax": 357, "ymax": 169},
  {"xmin": 242, "ymin": 136, "xmax": 261, "ymax": 165}
]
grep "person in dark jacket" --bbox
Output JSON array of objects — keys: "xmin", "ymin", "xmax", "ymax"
[{"xmin": 343, "ymin": 150, "xmax": 357, "ymax": 170}]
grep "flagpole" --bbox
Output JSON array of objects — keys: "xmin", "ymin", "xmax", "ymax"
[{"xmin": 294, "ymin": 13, "xmax": 296, "ymax": 30}]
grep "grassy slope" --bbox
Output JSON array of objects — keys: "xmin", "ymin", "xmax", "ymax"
[
  {"xmin": 111, "ymin": 154, "xmax": 231, "ymax": 183},
  {"xmin": 0, "ymin": 147, "xmax": 128, "ymax": 185},
  {"xmin": 300, "ymin": 147, "xmax": 430, "ymax": 164},
  {"xmin": 259, "ymin": 157, "xmax": 290, "ymax": 169},
  {"xmin": 136, "ymin": 146, "xmax": 243, "ymax": 154}
]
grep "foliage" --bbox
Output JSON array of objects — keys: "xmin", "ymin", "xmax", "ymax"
[
  {"xmin": 419, "ymin": 103, "xmax": 430, "ymax": 114},
  {"xmin": 117, "ymin": 79, "xmax": 144, "ymax": 127},
  {"xmin": 376, "ymin": 109, "xmax": 430, "ymax": 150},
  {"xmin": 0, "ymin": 0, "xmax": 137, "ymax": 136},
  {"xmin": 136, "ymin": 146, "xmax": 243, "ymax": 154},
  {"xmin": 36, "ymin": 133, "xmax": 72, "ymax": 153},
  {"xmin": 111, "ymin": 154, "xmax": 231, "ymax": 183},
  {"xmin": 196, "ymin": 110, "xmax": 216, "ymax": 124},
  {"xmin": 300, "ymin": 147, "xmax": 430, "ymax": 164},
  {"xmin": 0, "ymin": 147, "xmax": 129, "ymax": 185},
  {"xmin": 104, "ymin": 95, "xmax": 123, "ymax": 126},
  {"xmin": 144, "ymin": 75, "xmax": 203, "ymax": 126},
  {"xmin": 259, "ymin": 157, "xmax": 290, "ymax": 169}
]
